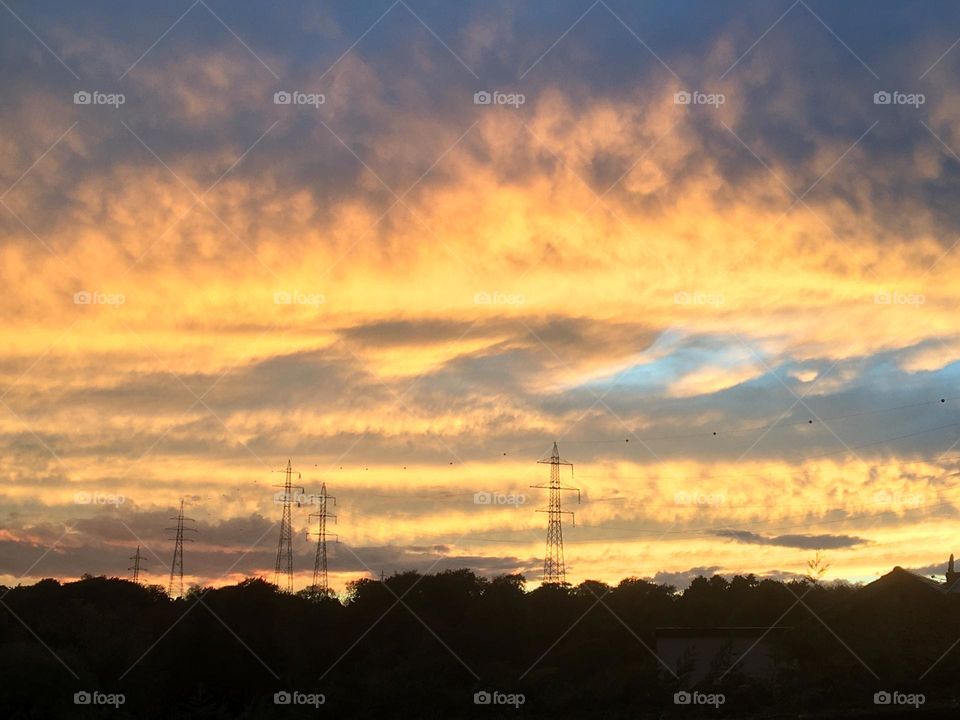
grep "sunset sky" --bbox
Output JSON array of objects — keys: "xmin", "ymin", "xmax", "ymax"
[{"xmin": 3, "ymin": 0, "xmax": 960, "ymax": 593}]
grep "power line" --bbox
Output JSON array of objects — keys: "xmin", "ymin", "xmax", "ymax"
[
  {"xmin": 307, "ymin": 395, "xmax": 959, "ymax": 470},
  {"xmin": 578, "ymin": 443, "xmax": 960, "ymax": 486},
  {"xmin": 555, "ymin": 396, "xmax": 956, "ymax": 444},
  {"xmin": 328, "ymin": 449, "xmax": 960, "ymax": 505},
  {"xmin": 460, "ymin": 484, "xmax": 960, "ymax": 546}
]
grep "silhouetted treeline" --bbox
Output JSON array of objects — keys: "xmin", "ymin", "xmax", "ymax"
[{"xmin": 1, "ymin": 571, "xmax": 959, "ymax": 718}]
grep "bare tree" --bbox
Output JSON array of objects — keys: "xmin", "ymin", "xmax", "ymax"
[{"xmin": 805, "ymin": 548, "xmax": 830, "ymax": 585}]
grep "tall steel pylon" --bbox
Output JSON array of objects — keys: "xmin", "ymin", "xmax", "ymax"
[
  {"xmin": 309, "ymin": 482, "xmax": 337, "ymax": 595},
  {"xmin": 531, "ymin": 442, "xmax": 580, "ymax": 585},
  {"xmin": 166, "ymin": 499, "xmax": 196, "ymax": 598},
  {"xmin": 273, "ymin": 460, "xmax": 304, "ymax": 593},
  {"xmin": 129, "ymin": 545, "xmax": 144, "ymax": 584}
]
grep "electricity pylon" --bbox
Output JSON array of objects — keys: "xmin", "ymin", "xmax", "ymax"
[
  {"xmin": 166, "ymin": 499, "xmax": 196, "ymax": 598},
  {"xmin": 531, "ymin": 442, "xmax": 580, "ymax": 585},
  {"xmin": 308, "ymin": 483, "xmax": 337, "ymax": 596},
  {"xmin": 273, "ymin": 460, "xmax": 304, "ymax": 593},
  {"xmin": 129, "ymin": 545, "xmax": 144, "ymax": 584}
]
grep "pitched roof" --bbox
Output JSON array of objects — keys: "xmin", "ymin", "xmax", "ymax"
[{"xmin": 858, "ymin": 566, "xmax": 946, "ymax": 597}]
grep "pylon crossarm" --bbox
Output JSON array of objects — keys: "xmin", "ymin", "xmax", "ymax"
[
  {"xmin": 272, "ymin": 484, "xmax": 305, "ymax": 493},
  {"xmin": 530, "ymin": 482, "xmax": 579, "ymax": 493},
  {"xmin": 307, "ymin": 530, "xmax": 339, "ymax": 539}
]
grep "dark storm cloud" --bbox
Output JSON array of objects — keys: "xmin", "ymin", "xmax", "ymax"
[
  {"xmin": 5, "ymin": 0, "xmax": 960, "ymax": 244},
  {"xmin": 713, "ymin": 529, "xmax": 869, "ymax": 549},
  {"xmin": 0, "ymin": 506, "xmax": 539, "ymax": 584}
]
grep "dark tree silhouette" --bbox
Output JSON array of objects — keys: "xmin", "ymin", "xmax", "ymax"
[{"xmin": 1, "ymin": 570, "xmax": 959, "ymax": 718}]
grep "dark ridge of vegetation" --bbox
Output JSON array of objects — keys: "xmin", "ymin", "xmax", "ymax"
[{"xmin": 1, "ymin": 570, "xmax": 959, "ymax": 718}]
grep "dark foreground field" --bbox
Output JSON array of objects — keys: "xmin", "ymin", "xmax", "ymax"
[{"xmin": 1, "ymin": 570, "xmax": 959, "ymax": 718}]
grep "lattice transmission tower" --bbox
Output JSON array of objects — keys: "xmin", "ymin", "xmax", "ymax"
[
  {"xmin": 273, "ymin": 460, "xmax": 304, "ymax": 593},
  {"xmin": 308, "ymin": 482, "xmax": 337, "ymax": 596},
  {"xmin": 166, "ymin": 499, "xmax": 196, "ymax": 598},
  {"xmin": 531, "ymin": 442, "xmax": 580, "ymax": 585},
  {"xmin": 129, "ymin": 545, "xmax": 144, "ymax": 584}
]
